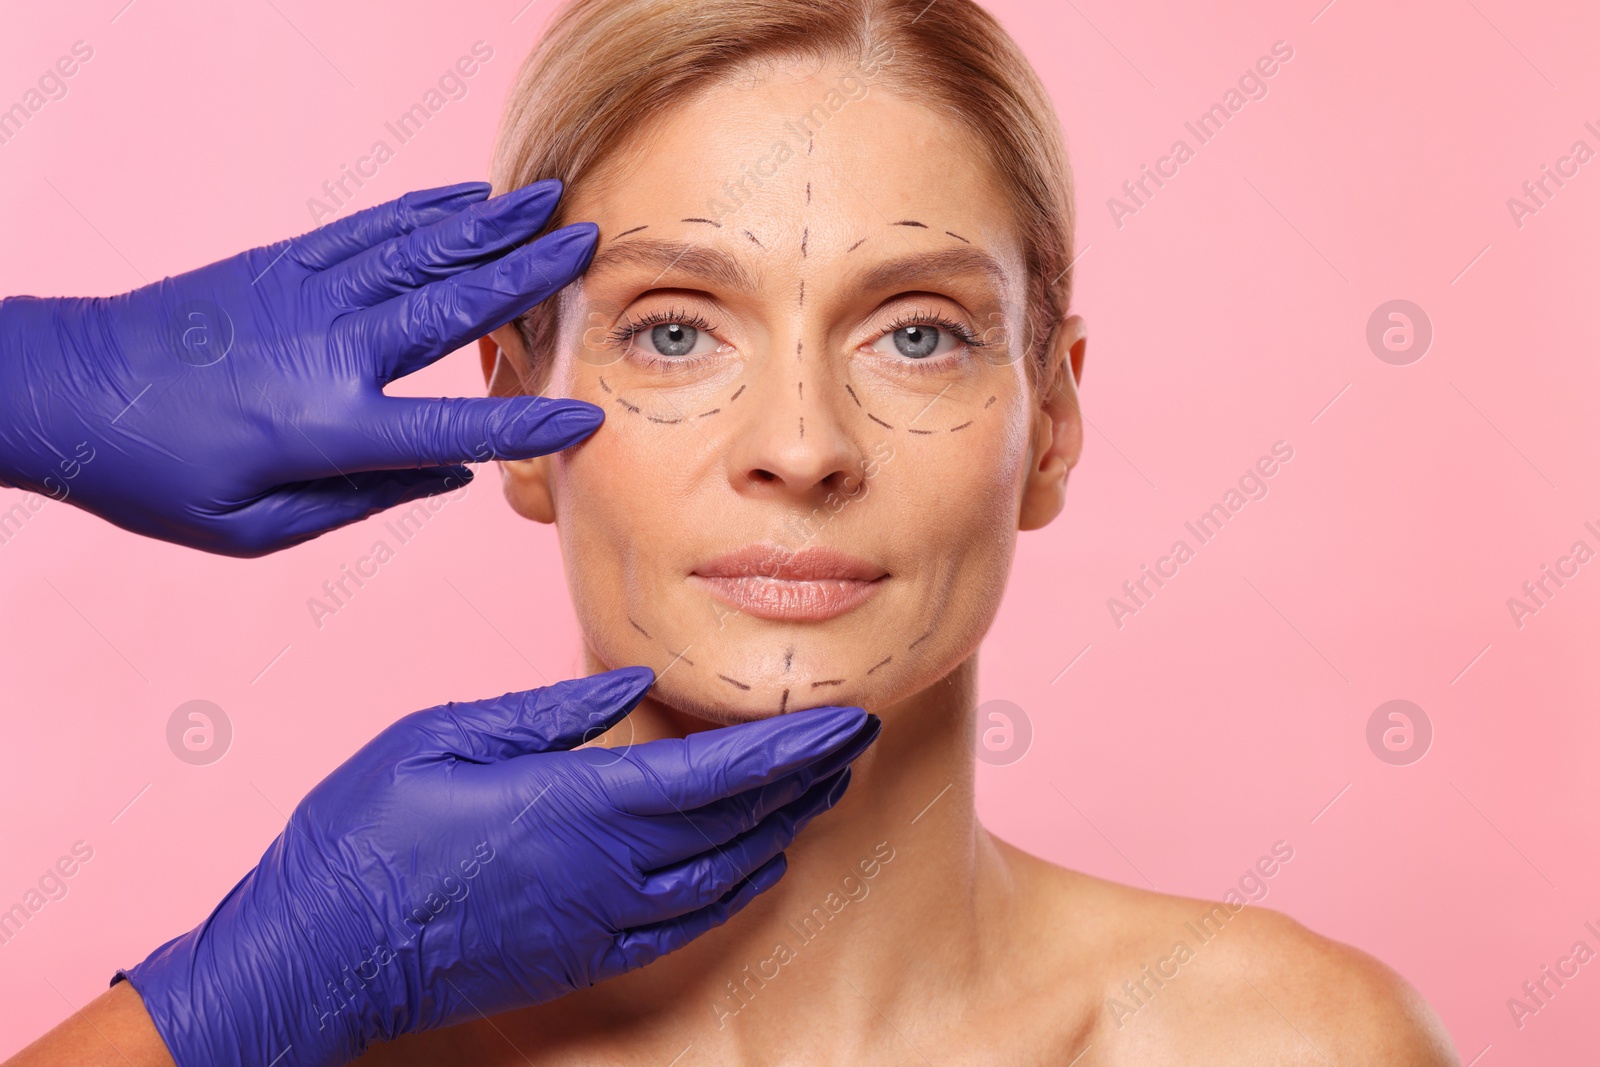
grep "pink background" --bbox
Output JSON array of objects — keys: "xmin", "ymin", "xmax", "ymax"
[{"xmin": 2, "ymin": 0, "xmax": 1595, "ymax": 1059}]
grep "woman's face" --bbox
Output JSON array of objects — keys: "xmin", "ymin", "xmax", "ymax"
[{"xmin": 487, "ymin": 59, "xmax": 1084, "ymax": 723}]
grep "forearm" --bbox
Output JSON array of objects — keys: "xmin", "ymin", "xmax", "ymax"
[{"xmin": 4, "ymin": 981, "xmax": 176, "ymax": 1067}]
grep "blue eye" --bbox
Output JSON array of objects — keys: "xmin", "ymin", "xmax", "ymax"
[
  {"xmin": 891, "ymin": 325, "xmax": 941, "ymax": 359},
  {"xmin": 651, "ymin": 323, "xmax": 699, "ymax": 356}
]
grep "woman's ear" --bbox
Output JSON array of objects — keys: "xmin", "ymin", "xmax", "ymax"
[
  {"xmin": 479, "ymin": 326, "xmax": 557, "ymax": 525},
  {"xmin": 1019, "ymin": 314, "xmax": 1087, "ymax": 532}
]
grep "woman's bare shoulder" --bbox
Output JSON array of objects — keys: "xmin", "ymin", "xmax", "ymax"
[{"xmin": 991, "ymin": 836, "xmax": 1461, "ymax": 1066}]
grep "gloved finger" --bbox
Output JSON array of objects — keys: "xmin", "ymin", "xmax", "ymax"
[
  {"xmin": 317, "ymin": 180, "xmax": 564, "ymax": 309},
  {"xmin": 641, "ymin": 716, "xmax": 877, "ymax": 862},
  {"xmin": 616, "ymin": 769, "xmax": 848, "ymax": 927},
  {"xmin": 212, "ymin": 466, "xmax": 474, "ymax": 558},
  {"xmin": 339, "ymin": 395, "xmax": 603, "ymax": 471},
  {"xmin": 338, "ymin": 222, "xmax": 598, "ymax": 384},
  {"xmin": 606, "ymin": 852, "xmax": 788, "ymax": 977},
  {"xmin": 595, "ymin": 704, "xmax": 869, "ymax": 816},
  {"xmin": 287, "ymin": 183, "xmax": 491, "ymax": 270},
  {"xmin": 399, "ymin": 667, "xmax": 655, "ymax": 762}
]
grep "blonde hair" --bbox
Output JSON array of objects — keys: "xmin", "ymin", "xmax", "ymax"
[{"xmin": 491, "ymin": 0, "xmax": 1074, "ymax": 390}]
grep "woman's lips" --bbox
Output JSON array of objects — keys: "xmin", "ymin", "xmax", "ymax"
[{"xmin": 690, "ymin": 546, "xmax": 887, "ymax": 621}]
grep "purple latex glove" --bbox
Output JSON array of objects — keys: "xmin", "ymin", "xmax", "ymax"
[
  {"xmin": 116, "ymin": 667, "xmax": 879, "ymax": 1067},
  {"xmin": 0, "ymin": 180, "xmax": 599, "ymax": 556}
]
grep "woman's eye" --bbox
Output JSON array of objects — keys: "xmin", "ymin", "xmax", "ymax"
[
  {"xmin": 870, "ymin": 324, "xmax": 964, "ymax": 360},
  {"xmin": 636, "ymin": 322, "xmax": 719, "ymax": 358}
]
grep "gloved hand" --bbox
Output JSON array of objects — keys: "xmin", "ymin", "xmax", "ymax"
[
  {"xmin": 0, "ymin": 180, "xmax": 599, "ymax": 557},
  {"xmin": 116, "ymin": 667, "xmax": 879, "ymax": 1067}
]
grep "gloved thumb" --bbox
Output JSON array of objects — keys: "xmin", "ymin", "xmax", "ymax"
[{"xmin": 400, "ymin": 666, "xmax": 655, "ymax": 762}]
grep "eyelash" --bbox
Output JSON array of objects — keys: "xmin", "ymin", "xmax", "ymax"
[{"xmin": 601, "ymin": 306, "xmax": 989, "ymax": 365}]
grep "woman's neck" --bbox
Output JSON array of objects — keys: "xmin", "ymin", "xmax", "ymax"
[{"xmin": 563, "ymin": 652, "xmax": 1024, "ymax": 1058}]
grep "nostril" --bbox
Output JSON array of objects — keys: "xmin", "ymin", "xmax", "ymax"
[{"xmin": 750, "ymin": 469, "xmax": 779, "ymax": 483}]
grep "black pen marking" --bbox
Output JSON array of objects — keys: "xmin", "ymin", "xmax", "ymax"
[
  {"xmin": 844, "ymin": 383, "xmax": 862, "ymax": 407},
  {"xmin": 798, "ymin": 279, "xmax": 805, "ymax": 307},
  {"xmin": 867, "ymin": 655, "xmax": 893, "ymax": 675},
  {"xmin": 717, "ymin": 673, "xmax": 752, "ymax": 691},
  {"xmin": 682, "ymin": 217, "xmax": 722, "ymax": 227},
  {"xmin": 798, "ymin": 381, "xmax": 804, "ymax": 400},
  {"xmin": 784, "ymin": 647, "xmax": 794, "ymax": 672},
  {"xmin": 598, "ymin": 377, "xmax": 613, "ymax": 394},
  {"xmin": 893, "ymin": 220, "xmax": 928, "ymax": 229},
  {"xmin": 629, "ymin": 618, "xmax": 652, "ymax": 639},
  {"xmin": 743, "ymin": 229, "xmax": 764, "ymax": 248},
  {"xmin": 801, "ymin": 228, "xmax": 809, "ymax": 258},
  {"xmin": 807, "ymin": 133, "xmax": 814, "ymax": 156},
  {"xmin": 647, "ymin": 415, "xmax": 683, "ymax": 425},
  {"xmin": 618, "ymin": 398, "xmax": 642, "ymax": 414},
  {"xmin": 615, "ymin": 225, "xmax": 649, "ymax": 239},
  {"xmin": 948, "ymin": 420, "xmax": 973, "ymax": 432},
  {"xmin": 847, "ymin": 237, "xmax": 868, "ymax": 253},
  {"xmin": 984, "ymin": 395, "xmax": 997, "ymax": 408},
  {"xmin": 696, "ymin": 407, "xmax": 721, "ymax": 418},
  {"xmin": 909, "ymin": 628, "xmax": 934, "ymax": 649},
  {"xmin": 730, "ymin": 384, "xmax": 747, "ymax": 402},
  {"xmin": 908, "ymin": 427, "xmax": 935, "ymax": 435},
  {"xmin": 867, "ymin": 413, "xmax": 894, "ymax": 429},
  {"xmin": 779, "ymin": 688, "xmax": 790, "ymax": 714},
  {"xmin": 945, "ymin": 230, "xmax": 970, "ymax": 244},
  {"xmin": 806, "ymin": 182, "xmax": 812, "ymax": 204},
  {"xmin": 811, "ymin": 678, "xmax": 845, "ymax": 689},
  {"xmin": 799, "ymin": 416, "xmax": 804, "ymax": 438},
  {"xmin": 797, "ymin": 339, "xmax": 803, "ymax": 361},
  {"xmin": 669, "ymin": 647, "xmax": 697, "ymax": 667}
]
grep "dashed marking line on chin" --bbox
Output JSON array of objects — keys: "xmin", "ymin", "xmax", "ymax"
[
  {"xmin": 668, "ymin": 647, "xmax": 696, "ymax": 667},
  {"xmin": 810, "ymin": 679, "xmax": 845, "ymax": 689},
  {"xmin": 867, "ymin": 655, "xmax": 893, "ymax": 675},
  {"xmin": 629, "ymin": 618, "xmax": 652, "ymax": 639},
  {"xmin": 779, "ymin": 688, "xmax": 790, "ymax": 714},
  {"xmin": 716, "ymin": 673, "xmax": 752, "ymax": 691},
  {"xmin": 909, "ymin": 628, "xmax": 934, "ymax": 650}
]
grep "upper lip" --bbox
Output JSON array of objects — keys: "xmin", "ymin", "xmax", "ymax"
[{"xmin": 692, "ymin": 545, "xmax": 887, "ymax": 582}]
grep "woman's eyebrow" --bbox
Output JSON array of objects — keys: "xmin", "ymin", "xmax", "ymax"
[
  {"xmin": 585, "ymin": 238, "xmax": 759, "ymax": 293},
  {"xmin": 851, "ymin": 246, "xmax": 1010, "ymax": 298}
]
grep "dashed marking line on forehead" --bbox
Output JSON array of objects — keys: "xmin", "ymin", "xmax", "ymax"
[
  {"xmin": 615, "ymin": 225, "xmax": 649, "ymax": 239},
  {"xmin": 847, "ymin": 238, "xmax": 868, "ymax": 253},
  {"xmin": 742, "ymin": 229, "xmax": 765, "ymax": 249},
  {"xmin": 806, "ymin": 182, "xmax": 812, "ymax": 205},
  {"xmin": 801, "ymin": 227, "xmax": 809, "ymax": 258},
  {"xmin": 798, "ymin": 279, "xmax": 805, "ymax": 307},
  {"xmin": 717, "ymin": 673, "xmax": 752, "ymax": 691},
  {"xmin": 945, "ymin": 231, "xmax": 971, "ymax": 244},
  {"xmin": 682, "ymin": 217, "xmax": 722, "ymax": 227},
  {"xmin": 893, "ymin": 220, "xmax": 929, "ymax": 229}
]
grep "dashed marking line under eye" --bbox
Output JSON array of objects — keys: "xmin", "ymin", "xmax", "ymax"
[
  {"xmin": 647, "ymin": 415, "xmax": 683, "ymax": 425},
  {"xmin": 984, "ymin": 395, "xmax": 997, "ymax": 408},
  {"xmin": 908, "ymin": 428, "xmax": 935, "ymax": 435},
  {"xmin": 730, "ymin": 384, "xmax": 746, "ymax": 402},
  {"xmin": 948, "ymin": 420, "xmax": 974, "ymax": 432},
  {"xmin": 696, "ymin": 407, "xmax": 721, "ymax": 418},
  {"xmin": 867, "ymin": 413, "xmax": 894, "ymax": 430},
  {"xmin": 599, "ymin": 377, "xmax": 613, "ymax": 393}
]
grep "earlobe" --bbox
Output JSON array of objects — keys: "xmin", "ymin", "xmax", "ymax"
[
  {"xmin": 478, "ymin": 331, "xmax": 557, "ymax": 525},
  {"xmin": 1018, "ymin": 314, "xmax": 1087, "ymax": 532}
]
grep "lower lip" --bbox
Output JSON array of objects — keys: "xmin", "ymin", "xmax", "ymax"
[{"xmin": 689, "ymin": 575, "xmax": 883, "ymax": 621}]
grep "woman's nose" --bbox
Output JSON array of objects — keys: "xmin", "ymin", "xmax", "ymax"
[{"xmin": 724, "ymin": 340, "xmax": 863, "ymax": 501}]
